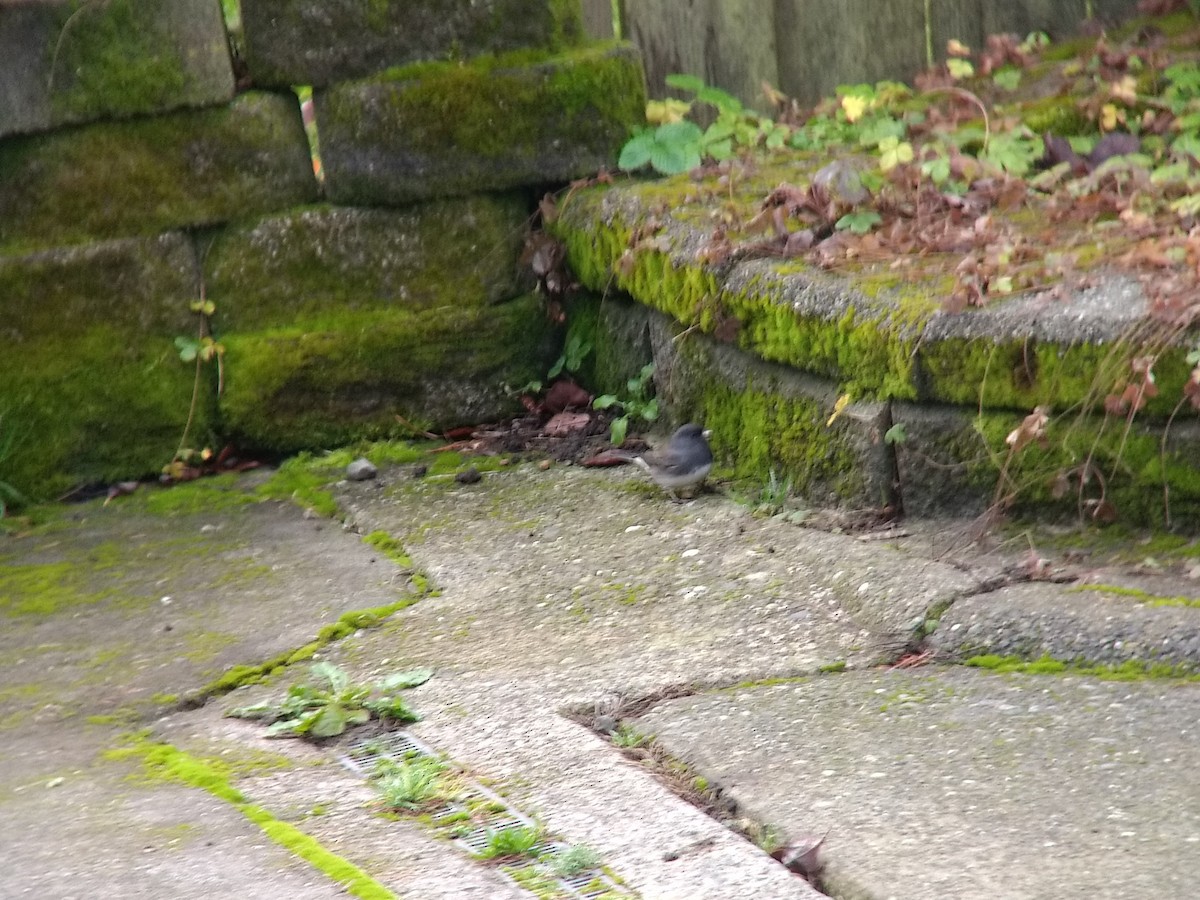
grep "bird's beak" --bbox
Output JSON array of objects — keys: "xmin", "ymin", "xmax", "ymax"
[{"xmin": 702, "ymin": 429, "xmax": 712, "ymax": 440}]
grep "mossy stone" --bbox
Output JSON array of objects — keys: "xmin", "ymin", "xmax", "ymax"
[
  {"xmin": 240, "ymin": 0, "xmax": 585, "ymax": 88},
  {"xmin": 205, "ymin": 196, "xmax": 532, "ymax": 330},
  {"xmin": 0, "ymin": 92, "xmax": 318, "ymax": 253},
  {"xmin": 317, "ymin": 42, "xmax": 647, "ymax": 204},
  {"xmin": 0, "ymin": 233, "xmax": 210, "ymax": 502},
  {"xmin": 221, "ymin": 295, "xmax": 560, "ymax": 453},
  {"xmin": 0, "ymin": 0, "xmax": 234, "ymax": 139}
]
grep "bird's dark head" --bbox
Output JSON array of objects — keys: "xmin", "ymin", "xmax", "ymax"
[{"xmin": 673, "ymin": 423, "xmax": 711, "ymax": 443}]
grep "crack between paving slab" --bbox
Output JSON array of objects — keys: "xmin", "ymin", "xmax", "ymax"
[{"xmin": 563, "ymin": 694, "xmax": 832, "ymax": 894}]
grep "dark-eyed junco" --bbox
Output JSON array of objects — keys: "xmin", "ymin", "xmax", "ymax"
[{"xmin": 616, "ymin": 423, "xmax": 713, "ymax": 500}]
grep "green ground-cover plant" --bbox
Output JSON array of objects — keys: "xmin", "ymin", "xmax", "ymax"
[
  {"xmin": 374, "ymin": 755, "xmax": 455, "ymax": 811},
  {"xmin": 477, "ymin": 825, "xmax": 543, "ymax": 861},
  {"xmin": 227, "ymin": 662, "xmax": 431, "ymax": 739},
  {"xmin": 593, "ymin": 363, "xmax": 658, "ymax": 445},
  {"xmin": 550, "ymin": 844, "xmax": 602, "ymax": 877},
  {"xmin": 619, "ymin": 73, "xmax": 790, "ymax": 174}
]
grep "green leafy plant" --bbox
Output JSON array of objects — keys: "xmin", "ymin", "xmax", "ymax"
[
  {"xmin": 477, "ymin": 825, "xmax": 542, "ymax": 860},
  {"xmin": 593, "ymin": 363, "xmax": 659, "ymax": 445},
  {"xmin": 523, "ymin": 331, "xmax": 593, "ymax": 394},
  {"xmin": 550, "ymin": 844, "xmax": 602, "ymax": 877},
  {"xmin": 375, "ymin": 756, "xmax": 451, "ymax": 811},
  {"xmin": 609, "ymin": 723, "xmax": 650, "ymax": 748},
  {"xmin": 620, "ymin": 74, "xmax": 790, "ymax": 175},
  {"xmin": 227, "ymin": 662, "xmax": 431, "ymax": 739},
  {"xmin": 166, "ymin": 293, "xmax": 225, "ymax": 481}
]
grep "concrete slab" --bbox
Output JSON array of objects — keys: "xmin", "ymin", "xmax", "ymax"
[
  {"xmin": 3, "ymin": 462, "xmax": 1198, "ymax": 899},
  {"xmin": 635, "ymin": 667, "xmax": 1200, "ymax": 900}
]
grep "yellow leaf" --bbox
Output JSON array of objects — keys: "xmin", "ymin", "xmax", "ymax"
[
  {"xmin": 646, "ymin": 98, "xmax": 691, "ymax": 125},
  {"xmin": 1110, "ymin": 75, "xmax": 1137, "ymax": 105},
  {"xmin": 826, "ymin": 393, "xmax": 852, "ymax": 427},
  {"xmin": 946, "ymin": 39, "xmax": 971, "ymax": 57},
  {"xmin": 841, "ymin": 95, "xmax": 867, "ymax": 123},
  {"xmin": 1100, "ymin": 103, "xmax": 1121, "ymax": 131}
]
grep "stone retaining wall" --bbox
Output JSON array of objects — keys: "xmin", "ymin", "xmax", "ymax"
[{"xmin": 0, "ymin": 0, "xmax": 645, "ymax": 501}]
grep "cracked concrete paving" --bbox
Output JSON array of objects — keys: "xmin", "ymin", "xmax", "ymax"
[{"xmin": 2, "ymin": 460, "xmax": 1199, "ymax": 899}]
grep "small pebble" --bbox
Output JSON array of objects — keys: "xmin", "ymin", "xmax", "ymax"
[
  {"xmin": 455, "ymin": 467, "xmax": 482, "ymax": 484},
  {"xmin": 345, "ymin": 458, "xmax": 377, "ymax": 481},
  {"xmin": 412, "ymin": 464, "xmax": 428, "ymax": 478}
]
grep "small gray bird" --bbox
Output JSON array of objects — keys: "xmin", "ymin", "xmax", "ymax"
[{"xmin": 616, "ymin": 423, "xmax": 713, "ymax": 500}]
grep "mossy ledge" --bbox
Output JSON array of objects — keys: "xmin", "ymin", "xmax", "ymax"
[
  {"xmin": 964, "ymin": 653, "xmax": 1200, "ymax": 680},
  {"xmin": 107, "ymin": 736, "xmax": 396, "ymax": 900}
]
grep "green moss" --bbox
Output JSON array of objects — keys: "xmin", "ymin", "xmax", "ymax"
[
  {"xmin": 369, "ymin": 43, "xmax": 643, "ymax": 162},
  {"xmin": 128, "ymin": 474, "xmax": 259, "ymax": 517},
  {"xmin": 193, "ymin": 595, "xmax": 426, "ymax": 699},
  {"xmin": 53, "ymin": 0, "xmax": 187, "ymax": 119},
  {"xmin": 0, "ymin": 541, "xmax": 123, "ymax": 617},
  {"xmin": 968, "ymin": 409, "xmax": 1200, "ymax": 525},
  {"xmin": 1070, "ymin": 583, "xmax": 1200, "ymax": 609},
  {"xmin": 108, "ymin": 736, "xmax": 395, "ymax": 899},
  {"xmin": 1, "ymin": 327, "xmax": 210, "ymax": 504},
  {"xmin": 965, "ymin": 653, "xmax": 1199, "ymax": 680},
  {"xmin": 0, "ymin": 92, "xmax": 317, "ymax": 252},
  {"xmin": 818, "ymin": 660, "xmax": 847, "ymax": 673},
  {"xmin": 222, "ymin": 297, "xmax": 552, "ymax": 453},
  {"xmin": 320, "ymin": 42, "xmax": 645, "ymax": 201},
  {"xmin": 206, "ymin": 197, "xmax": 529, "ymax": 329},
  {"xmin": 918, "ymin": 334, "xmax": 1191, "ymax": 417},
  {"xmin": 702, "ymin": 382, "xmax": 868, "ymax": 503},
  {"xmin": 362, "ymin": 531, "xmax": 413, "ymax": 568}
]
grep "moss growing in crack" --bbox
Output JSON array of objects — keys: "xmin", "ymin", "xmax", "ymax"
[
  {"xmin": 107, "ymin": 736, "xmax": 395, "ymax": 899},
  {"xmin": 1069, "ymin": 583, "xmax": 1200, "ymax": 609},
  {"xmin": 193, "ymin": 596, "xmax": 425, "ymax": 699},
  {"xmin": 964, "ymin": 653, "xmax": 1199, "ymax": 680},
  {"xmin": 362, "ymin": 531, "xmax": 413, "ymax": 568}
]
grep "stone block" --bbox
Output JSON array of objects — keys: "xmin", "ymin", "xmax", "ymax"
[
  {"xmin": 220, "ymin": 296, "xmax": 560, "ymax": 453},
  {"xmin": 240, "ymin": 0, "xmax": 585, "ymax": 87},
  {"xmin": 0, "ymin": 92, "xmax": 319, "ymax": 253},
  {"xmin": 317, "ymin": 43, "xmax": 646, "ymax": 205},
  {"xmin": 889, "ymin": 402, "xmax": 993, "ymax": 518},
  {"xmin": 0, "ymin": 0, "xmax": 235, "ymax": 139},
  {"xmin": 638, "ymin": 296, "xmax": 895, "ymax": 508},
  {"xmin": 205, "ymin": 196, "xmax": 532, "ymax": 330},
  {"xmin": 0, "ymin": 234, "xmax": 208, "ymax": 501}
]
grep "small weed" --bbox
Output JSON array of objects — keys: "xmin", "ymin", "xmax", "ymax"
[
  {"xmin": 745, "ymin": 822, "xmax": 786, "ymax": 854},
  {"xmin": 226, "ymin": 662, "xmax": 431, "ymax": 739},
  {"xmin": 754, "ymin": 468, "xmax": 792, "ymax": 516},
  {"xmin": 594, "ymin": 363, "xmax": 659, "ymax": 445},
  {"xmin": 166, "ymin": 290, "xmax": 225, "ymax": 481},
  {"xmin": 477, "ymin": 825, "xmax": 542, "ymax": 860},
  {"xmin": 550, "ymin": 844, "xmax": 602, "ymax": 877},
  {"xmin": 610, "ymin": 723, "xmax": 650, "ymax": 748},
  {"xmin": 376, "ymin": 756, "xmax": 450, "ymax": 811}
]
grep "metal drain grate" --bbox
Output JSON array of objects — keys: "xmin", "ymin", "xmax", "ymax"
[{"xmin": 341, "ymin": 730, "xmax": 427, "ymax": 775}]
